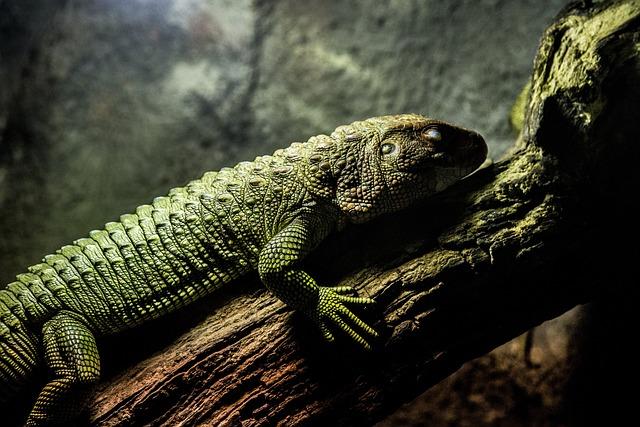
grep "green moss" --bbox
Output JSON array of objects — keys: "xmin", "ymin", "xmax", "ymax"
[{"xmin": 510, "ymin": 79, "xmax": 531, "ymax": 135}]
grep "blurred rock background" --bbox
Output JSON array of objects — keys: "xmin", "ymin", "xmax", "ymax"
[{"xmin": 4, "ymin": 0, "xmax": 625, "ymax": 425}]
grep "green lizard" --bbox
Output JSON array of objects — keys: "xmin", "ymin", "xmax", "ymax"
[{"xmin": 0, "ymin": 114, "xmax": 486, "ymax": 426}]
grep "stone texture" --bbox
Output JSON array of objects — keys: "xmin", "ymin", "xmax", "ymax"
[{"xmin": 1, "ymin": 0, "xmax": 258, "ymax": 276}]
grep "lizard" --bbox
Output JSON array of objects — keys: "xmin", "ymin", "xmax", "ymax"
[{"xmin": 0, "ymin": 114, "xmax": 487, "ymax": 426}]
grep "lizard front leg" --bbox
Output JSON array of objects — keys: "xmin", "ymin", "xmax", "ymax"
[
  {"xmin": 27, "ymin": 311, "xmax": 100, "ymax": 426},
  {"xmin": 258, "ymin": 216, "xmax": 378, "ymax": 349}
]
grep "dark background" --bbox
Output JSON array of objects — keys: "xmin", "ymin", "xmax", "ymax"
[{"xmin": 2, "ymin": 1, "xmax": 623, "ymax": 425}]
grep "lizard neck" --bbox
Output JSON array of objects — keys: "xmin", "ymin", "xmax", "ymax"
[{"xmin": 297, "ymin": 134, "xmax": 343, "ymax": 204}]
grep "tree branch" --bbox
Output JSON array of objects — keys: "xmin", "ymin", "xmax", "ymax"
[{"xmin": 87, "ymin": 1, "xmax": 640, "ymax": 425}]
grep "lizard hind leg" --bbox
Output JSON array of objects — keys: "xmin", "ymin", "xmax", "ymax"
[{"xmin": 26, "ymin": 311, "xmax": 100, "ymax": 427}]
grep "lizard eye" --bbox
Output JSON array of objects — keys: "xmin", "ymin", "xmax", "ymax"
[
  {"xmin": 380, "ymin": 142, "xmax": 397, "ymax": 156},
  {"xmin": 421, "ymin": 127, "xmax": 442, "ymax": 142}
]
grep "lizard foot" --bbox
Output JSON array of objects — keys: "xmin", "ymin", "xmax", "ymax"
[{"xmin": 313, "ymin": 286, "xmax": 378, "ymax": 350}]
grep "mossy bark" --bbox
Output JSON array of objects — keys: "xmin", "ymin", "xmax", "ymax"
[{"xmin": 86, "ymin": 1, "xmax": 640, "ymax": 425}]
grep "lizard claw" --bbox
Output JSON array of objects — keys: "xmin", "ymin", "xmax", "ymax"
[
  {"xmin": 330, "ymin": 285, "xmax": 359, "ymax": 295},
  {"xmin": 313, "ymin": 286, "xmax": 378, "ymax": 350}
]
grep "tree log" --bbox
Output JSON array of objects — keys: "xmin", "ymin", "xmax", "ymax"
[{"xmin": 85, "ymin": 1, "xmax": 640, "ymax": 425}]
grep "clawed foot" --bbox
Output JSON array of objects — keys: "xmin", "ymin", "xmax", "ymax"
[{"xmin": 311, "ymin": 286, "xmax": 378, "ymax": 350}]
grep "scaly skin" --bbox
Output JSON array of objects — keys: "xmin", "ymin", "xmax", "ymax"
[{"xmin": 0, "ymin": 114, "xmax": 486, "ymax": 425}]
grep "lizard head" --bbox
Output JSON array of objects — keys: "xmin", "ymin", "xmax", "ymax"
[{"xmin": 305, "ymin": 114, "xmax": 487, "ymax": 223}]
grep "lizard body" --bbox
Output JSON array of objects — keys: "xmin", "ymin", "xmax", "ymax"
[{"xmin": 0, "ymin": 114, "xmax": 486, "ymax": 425}]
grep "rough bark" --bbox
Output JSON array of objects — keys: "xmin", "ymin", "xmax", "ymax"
[{"xmin": 85, "ymin": 1, "xmax": 640, "ymax": 425}]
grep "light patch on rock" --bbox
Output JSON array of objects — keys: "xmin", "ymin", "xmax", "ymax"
[{"xmin": 163, "ymin": 60, "xmax": 222, "ymax": 100}]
